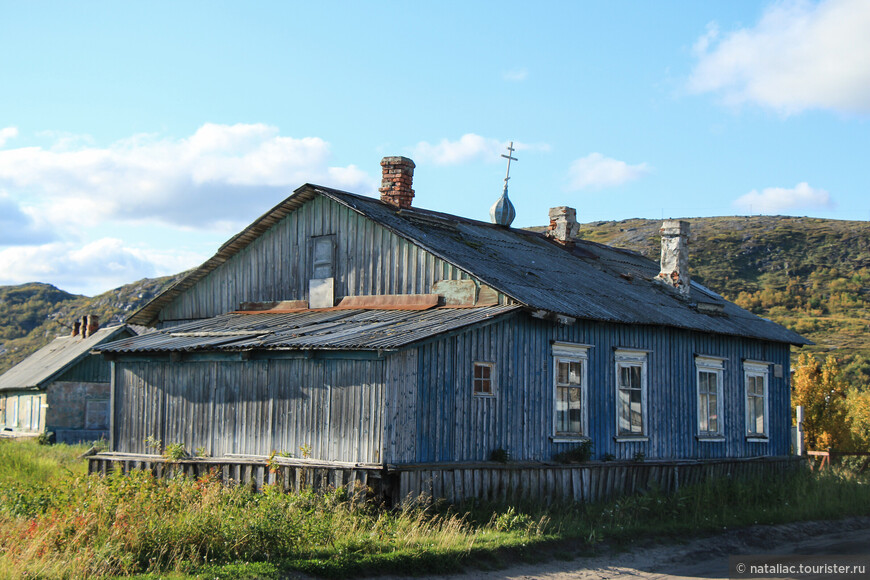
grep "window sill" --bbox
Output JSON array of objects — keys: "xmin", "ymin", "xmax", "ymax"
[
  {"xmin": 614, "ymin": 436, "xmax": 649, "ymax": 443},
  {"xmin": 746, "ymin": 436, "xmax": 768, "ymax": 443},
  {"xmin": 550, "ymin": 436, "xmax": 590, "ymax": 443},
  {"xmin": 472, "ymin": 393, "xmax": 496, "ymax": 398},
  {"xmin": 696, "ymin": 435, "xmax": 725, "ymax": 442}
]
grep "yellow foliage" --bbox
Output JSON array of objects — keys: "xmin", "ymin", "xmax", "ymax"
[
  {"xmin": 846, "ymin": 387, "xmax": 870, "ymax": 451},
  {"xmin": 792, "ymin": 354, "xmax": 852, "ymax": 451}
]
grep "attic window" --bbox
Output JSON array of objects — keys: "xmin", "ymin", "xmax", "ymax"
[{"xmin": 473, "ymin": 362, "xmax": 495, "ymax": 396}]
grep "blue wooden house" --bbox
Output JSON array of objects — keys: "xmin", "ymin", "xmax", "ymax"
[{"xmin": 93, "ymin": 156, "xmax": 808, "ymax": 501}]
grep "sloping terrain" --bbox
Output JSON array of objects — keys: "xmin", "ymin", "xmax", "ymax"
[{"xmin": 0, "ymin": 275, "xmax": 182, "ymax": 374}]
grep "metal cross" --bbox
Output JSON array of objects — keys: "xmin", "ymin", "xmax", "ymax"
[{"xmin": 502, "ymin": 141, "xmax": 518, "ymax": 194}]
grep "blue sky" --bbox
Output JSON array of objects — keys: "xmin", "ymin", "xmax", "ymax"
[{"xmin": 1, "ymin": 0, "xmax": 869, "ymax": 295}]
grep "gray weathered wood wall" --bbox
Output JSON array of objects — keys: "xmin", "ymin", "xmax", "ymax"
[
  {"xmin": 113, "ymin": 355, "xmax": 386, "ymax": 462},
  {"xmin": 156, "ymin": 195, "xmax": 491, "ymax": 326}
]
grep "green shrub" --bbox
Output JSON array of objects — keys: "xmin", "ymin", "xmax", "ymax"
[
  {"xmin": 489, "ymin": 448, "xmax": 510, "ymax": 463},
  {"xmin": 553, "ymin": 440, "xmax": 593, "ymax": 463}
]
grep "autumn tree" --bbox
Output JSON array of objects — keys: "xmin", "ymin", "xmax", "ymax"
[
  {"xmin": 846, "ymin": 387, "xmax": 870, "ymax": 452},
  {"xmin": 792, "ymin": 354, "xmax": 852, "ymax": 451}
]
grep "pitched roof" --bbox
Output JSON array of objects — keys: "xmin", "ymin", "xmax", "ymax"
[
  {"xmin": 100, "ymin": 306, "xmax": 520, "ymax": 353},
  {"xmin": 0, "ymin": 325, "xmax": 135, "ymax": 392},
  {"xmin": 128, "ymin": 185, "xmax": 809, "ymax": 346}
]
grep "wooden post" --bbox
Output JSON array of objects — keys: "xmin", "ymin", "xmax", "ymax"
[{"xmin": 795, "ymin": 405, "xmax": 805, "ymax": 456}]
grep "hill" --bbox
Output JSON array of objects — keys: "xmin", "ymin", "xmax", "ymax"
[
  {"xmin": 565, "ymin": 215, "xmax": 870, "ymax": 385},
  {"xmin": 0, "ymin": 275, "xmax": 183, "ymax": 374}
]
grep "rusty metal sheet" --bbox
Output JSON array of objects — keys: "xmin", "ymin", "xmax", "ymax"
[
  {"xmin": 335, "ymin": 294, "xmax": 439, "ymax": 311},
  {"xmin": 236, "ymin": 300, "xmax": 308, "ymax": 312}
]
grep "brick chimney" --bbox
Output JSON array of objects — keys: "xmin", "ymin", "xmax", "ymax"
[
  {"xmin": 71, "ymin": 321, "xmax": 81, "ymax": 337},
  {"xmin": 656, "ymin": 220, "xmax": 690, "ymax": 298},
  {"xmin": 80, "ymin": 315, "xmax": 100, "ymax": 338},
  {"xmin": 379, "ymin": 156, "xmax": 415, "ymax": 209},
  {"xmin": 545, "ymin": 206, "xmax": 579, "ymax": 246}
]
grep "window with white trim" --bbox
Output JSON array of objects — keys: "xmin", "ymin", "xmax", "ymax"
[
  {"xmin": 552, "ymin": 343, "xmax": 589, "ymax": 437},
  {"xmin": 696, "ymin": 356, "xmax": 724, "ymax": 437},
  {"xmin": 473, "ymin": 362, "xmax": 495, "ymax": 396},
  {"xmin": 615, "ymin": 349, "xmax": 647, "ymax": 437},
  {"xmin": 744, "ymin": 362, "xmax": 769, "ymax": 438}
]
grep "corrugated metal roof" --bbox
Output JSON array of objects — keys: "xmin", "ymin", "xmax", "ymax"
[
  {"xmin": 127, "ymin": 185, "xmax": 809, "ymax": 346},
  {"xmin": 0, "ymin": 326, "xmax": 135, "ymax": 392},
  {"xmin": 99, "ymin": 306, "xmax": 522, "ymax": 353}
]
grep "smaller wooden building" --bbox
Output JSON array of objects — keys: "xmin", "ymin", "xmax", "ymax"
[{"xmin": 0, "ymin": 319, "xmax": 137, "ymax": 444}]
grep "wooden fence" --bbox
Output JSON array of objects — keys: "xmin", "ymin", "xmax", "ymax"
[
  {"xmin": 394, "ymin": 456, "xmax": 803, "ymax": 504},
  {"xmin": 87, "ymin": 453, "xmax": 392, "ymax": 499},
  {"xmin": 806, "ymin": 450, "xmax": 870, "ymax": 472},
  {"xmin": 88, "ymin": 453, "xmax": 803, "ymax": 505}
]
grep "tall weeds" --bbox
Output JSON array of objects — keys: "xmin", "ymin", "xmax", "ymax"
[{"xmin": 0, "ymin": 447, "xmax": 868, "ymax": 579}]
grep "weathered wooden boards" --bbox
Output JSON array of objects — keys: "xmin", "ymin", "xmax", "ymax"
[
  {"xmin": 88, "ymin": 453, "xmax": 801, "ymax": 505},
  {"xmin": 395, "ymin": 457, "xmax": 802, "ymax": 504}
]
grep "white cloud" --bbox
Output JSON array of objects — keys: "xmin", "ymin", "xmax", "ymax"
[
  {"xmin": 0, "ymin": 192, "xmax": 56, "ymax": 245},
  {"xmin": 734, "ymin": 182, "xmax": 834, "ymax": 213},
  {"xmin": 0, "ymin": 127, "xmax": 18, "ymax": 147},
  {"xmin": 0, "ymin": 238, "xmax": 205, "ymax": 296},
  {"xmin": 689, "ymin": 0, "xmax": 870, "ymax": 114},
  {"xmin": 566, "ymin": 153, "xmax": 650, "ymax": 190},
  {"xmin": 503, "ymin": 68, "xmax": 528, "ymax": 82},
  {"xmin": 412, "ymin": 134, "xmax": 550, "ymax": 165},
  {"xmin": 0, "ymin": 123, "xmax": 377, "ymax": 230}
]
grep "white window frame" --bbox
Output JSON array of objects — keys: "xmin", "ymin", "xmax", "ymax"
[
  {"xmin": 615, "ymin": 349, "xmax": 649, "ymax": 440},
  {"xmin": 6, "ymin": 396, "xmax": 19, "ymax": 430},
  {"xmin": 552, "ymin": 342, "xmax": 591, "ymax": 441},
  {"xmin": 744, "ymin": 361, "xmax": 770, "ymax": 440},
  {"xmin": 696, "ymin": 356, "xmax": 725, "ymax": 440},
  {"xmin": 472, "ymin": 361, "xmax": 496, "ymax": 397}
]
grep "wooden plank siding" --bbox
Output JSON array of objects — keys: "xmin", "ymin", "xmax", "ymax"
[
  {"xmin": 394, "ymin": 457, "xmax": 802, "ymax": 504},
  {"xmin": 113, "ymin": 357, "xmax": 386, "ymax": 463},
  {"xmin": 156, "ymin": 195, "xmax": 489, "ymax": 326},
  {"xmin": 396, "ymin": 312, "xmax": 792, "ymax": 464}
]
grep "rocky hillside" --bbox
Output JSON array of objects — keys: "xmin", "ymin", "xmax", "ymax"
[{"xmin": 0, "ymin": 275, "xmax": 183, "ymax": 374}]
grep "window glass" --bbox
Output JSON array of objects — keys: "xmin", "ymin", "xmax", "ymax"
[
  {"xmin": 616, "ymin": 351, "xmax": 647, "ymax": 437},
  {"xmin": 473, "ymin": 362, "xmax": 494, "ymax": 396},
  {"xmin": 745, "ymin": 365, "xmax": 768, "ymax": 437},
  {"xmin": 553, "ymin": 343, "xmax": 589, "ymax": 437}
]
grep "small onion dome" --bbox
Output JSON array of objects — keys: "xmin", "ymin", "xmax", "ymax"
[{"xmin": 490, "ymin": 190, "xmax": 516, "ymax": 227}]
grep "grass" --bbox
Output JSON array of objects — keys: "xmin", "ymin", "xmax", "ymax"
[
  {"xmin": 0, "ymin": 439, "xmax": 869, "ymax": 579},
  {"xmin": 0, "ymin": 438, "xmax": 90, "ymax": 486}
]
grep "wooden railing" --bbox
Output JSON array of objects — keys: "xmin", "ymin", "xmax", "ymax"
[{"xmin": 806, "ymin": 450, "xmax": 870, "ymax": 472}]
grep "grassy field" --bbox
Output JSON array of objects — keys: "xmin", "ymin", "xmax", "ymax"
[{"xmin": 1, "ymin": 440, "xmax": 869, "ymax": 579}]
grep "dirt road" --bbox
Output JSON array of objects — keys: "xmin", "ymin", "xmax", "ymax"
[{"xmin": 383, "ymin": 517, "xmax": 870, "ymax": 580}]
